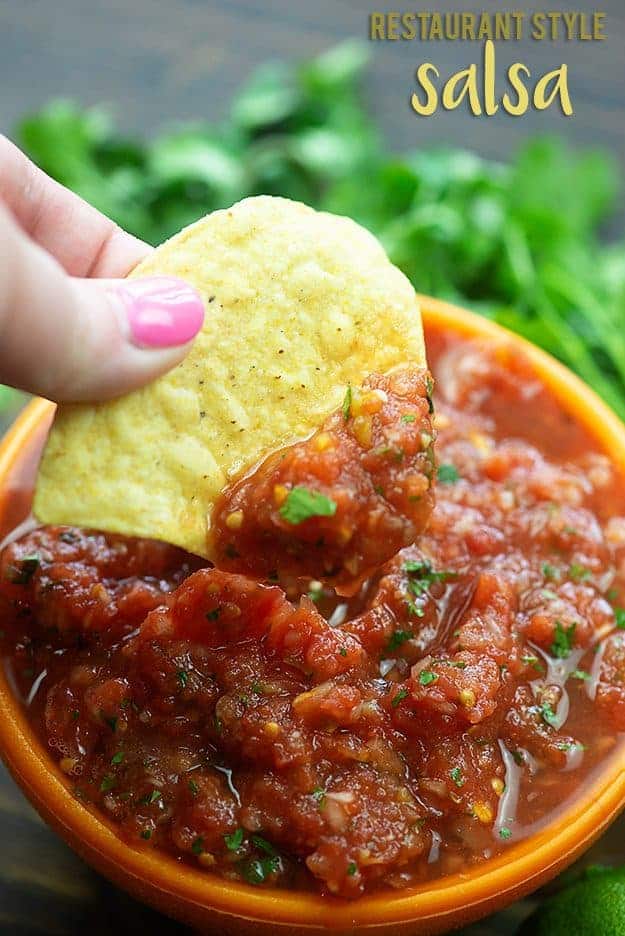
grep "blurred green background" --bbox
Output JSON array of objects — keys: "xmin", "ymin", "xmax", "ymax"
[
  {"xmin": 1, "ymin": 1, "xmax": 625, "ymax": 934},
  {"xmin": 14, "ymin": 43, "xmax": 625, "ymax": 416},
  {"xmin": 2, "ymin": 26, "xmax": 625, "ymax": 430}
]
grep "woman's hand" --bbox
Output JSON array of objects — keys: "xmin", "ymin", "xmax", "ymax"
[{"xmin": 0, "ymin": 135, "xmax": 204, "ymax": 402}]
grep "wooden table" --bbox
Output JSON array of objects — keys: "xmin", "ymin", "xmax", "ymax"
[
  {"xmin": 1, "ymin": 0, "xmax": 624, "ymax": 209},
  {"xmin": 0, "ymin": 1, "xmax": 624, "ymax": 932}
]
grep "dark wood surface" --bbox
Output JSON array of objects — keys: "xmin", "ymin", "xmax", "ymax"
[
  {"xmin": 1, "ymin": 0, "xmax": 624, "ymax": 183},
  {"xmin": 0, "ymin": 1, "xmax": 624, "ymax": 933}
]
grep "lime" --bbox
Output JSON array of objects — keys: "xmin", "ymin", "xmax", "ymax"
[{"xmin": 521, "ymin": 867, "xmax": 625, "ymax": 935}]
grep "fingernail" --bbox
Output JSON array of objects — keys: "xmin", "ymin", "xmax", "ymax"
[{"xmin": 118, "ymin": 276, "xmax": 205, "ymax": 348}]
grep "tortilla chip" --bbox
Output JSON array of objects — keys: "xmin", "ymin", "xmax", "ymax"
[{"xmin": 34, "ymin": 196, "xmax": 425, "ymax": 557}]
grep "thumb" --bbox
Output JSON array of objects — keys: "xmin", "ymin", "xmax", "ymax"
[{"xmin": 0, "ymin": 205, "xmax": 205, "ymax": 402}]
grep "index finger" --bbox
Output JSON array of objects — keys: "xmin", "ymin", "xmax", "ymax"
[{"xmin": 0, "ymin": 134, "xmax": 152, "ymax": 279}]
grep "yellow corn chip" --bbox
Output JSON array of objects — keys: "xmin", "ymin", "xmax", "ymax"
[{"xmin": 34, "ymin": 196, "xmax": 425, "ymax": 557}]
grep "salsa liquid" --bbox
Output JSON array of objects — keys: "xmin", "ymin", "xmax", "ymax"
[{"xmin": 2, "ymin": 323, "xmax": 625, "ymax": 898}]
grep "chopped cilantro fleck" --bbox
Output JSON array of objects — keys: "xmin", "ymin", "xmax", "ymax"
[
  {"xmin": 499, "ymin": 827, "xmax": 512, "ymax": 840},
  {"xmin": 521, "ymin": 654, "xmax": 544, "ymax": 672},
  {"xmin": 224, "ymin": 828, "xmax": 244, "ymax": 851},
  {"xmin": 392, "ymin": 687, "xmax": 409, "ymax": 707},
  {"xmin": 342, "ymin": 385, "xmax": 352, "ymax": 421},
  {"xmin": 251, "ymin": 835, "xmax": 278, "ymax": 856},
  {"xmin": 188, "ymin": 779, "xmax": 199, "ymax": 796},
  {"xmin": 100, "ymin": 775, "xmax": 115, "ymax": 793},
  {"xmin": 206, "ymin": 607, "xmax": 221, "ymax": 621},
  {"xmin": 142, "ymin": 789, "xmax": 162, "ymax": 805},
  {"xmin": 550, "ymin": 620, "xmax": 576, "ymax": 659},
  {"xmin": 386, "ymin": 630, "xmax": 413, "ymax": 652},
  {"xmin": 401, "ymin": 413, "xmax": 416, "ymax": 424},
  {"xmin": 347, "ymin": 862, "xmax": 358, "ymax": 876},
  {"xmin": 140, "ymin": 829, "xmax": 152, "ymax": 840},
  {"xmin": 540, "ymin": 701, "xmax": 559, "ymax": 728},
  {"xmin": 339, "ymin": 647, "xmax": 348, "ymax": 657},
  {"xmin": 311, "ymin": 787, "xmax": 326, "ymax": 807},
  {"xmin": 437, "ymin": 463, "xmax": 460, "ymax": 484},
  {"xmin": 511, "ymin": 750, "xmax": 524, "ymax": 766},
  {"xmin": 418, "ymin": 670, "xmax": 438, "ymax": 686},
  {"xmin": 192, "ymin": 836, "xmax": 204, "ymax": 855},
  {"xmin": 571, "ymin": 669, "xmax": 591, "ymax": 681},
  {"xmin": 241, "ymin": 856, "xmax": 279, "ymax": 884},
  {"xmin": 450, "ymin": 767, "xmax": 464, "ymax": 788},
  {"xmin": 403, "ymin": 559, "xmax": 456, "ymax": 597},
  {"xmin": 403, "ymin": 560, "xmax": 456, "ymax": 616},
  {"xmin": 542, "ymin": 563, "xmax": 559, "ymax": 580},
  {"xmin": 569, "ymin": 563, "xmax": 591, "ymax": 582},
  {"xmin": 279, "ymin": 487, "xmax": 337, "ymax": 524},
  {"xmin": 104, "ymin": 715, "xmax": 118, "ymax": 732},
  {"xmin": 71, "ymin": 710, "xmax": 80, "ymax": 721},
  {"xmin": 541, "ymin": 588, "xmax": 559, "ymax": 601},
  {"xmin": 615, "ymin": 607, "xmax": 625, "ymax": 629},
  {"xmin": 111, "ymin": 750, "xmax": 125, "ymax": 766},
  {"xmin": 177, "ymin": 669, "xmax": 188, "ymax": 689}
]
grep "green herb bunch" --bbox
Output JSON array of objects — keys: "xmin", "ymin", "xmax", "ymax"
[{"xmin": 13, "ymin": 41, "xmax": 625, "ymax": 417}]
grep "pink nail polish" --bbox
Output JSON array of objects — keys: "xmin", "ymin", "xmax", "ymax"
[{"xmin": 119, "ymin": 276, "xmax": 205, "ymax": 348}]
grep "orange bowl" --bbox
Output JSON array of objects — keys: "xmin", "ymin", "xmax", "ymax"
[{"xmin": 1, "ymin": 297, "xmax": 625, "ymax": 935}]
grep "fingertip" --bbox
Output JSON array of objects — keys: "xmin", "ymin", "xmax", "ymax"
[{"xmin": 115, "ymin": 276, "xmax": 205, "ymax": 349}]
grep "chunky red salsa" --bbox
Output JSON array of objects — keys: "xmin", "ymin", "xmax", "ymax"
[
  {"xmin": 212, "ymin": 367, "xmax": 436, "ymax": 591},
  {"xmin": 2, "ymin": 324, "xmax": 625, "ymax": 898}
]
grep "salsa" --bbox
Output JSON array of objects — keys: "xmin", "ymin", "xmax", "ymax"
[
  {"xmin": 212, "ymin": 368, "xmax": 435, "ymax": 591},
  {"xmin": 2, "ymin": 324, "xmax": 625, "ymax": 899}
]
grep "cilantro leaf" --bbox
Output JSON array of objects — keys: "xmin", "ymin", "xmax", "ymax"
[
  {"xmin": 540, "ymin": 701, "xmax": 559, "ymax": 728},
  {"xmin": 192, "ymin": 836, "xmax": 204, "ymax": 855},
  {"xmin": 450, "ymin": 766, "xmax": 464, "ymax": 788},
  {"xmin": 241, "ymin": 856, "xmax": 280, "ymax": 885},
  {"xmin": 550, "ymin": 620, "xmax": 577, "ymax": 659},
  {"xmin": 437, "ymin": 463, "xmax": 460, "ymax": 484},
  {"xmin": 250, "ymin": 835, "xmax": 278, "ymax": 856},
  {"xmin": 418, "ymin": 670, "xmax": 438, "ymax": 686},
  {"xmin": 279, "ymin": 487, "xmax": 337, "ymax": 525},
  {"xmin": 391, "ymin": 687, "xmax": 409, "ymax": 708},
  {"xmin": 224, "ymin": 828, "xmax": 244, "ymax": 851},
  {"xmin": 386, "ymin": 630, "xmax": 413, "ymax": 652}
]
